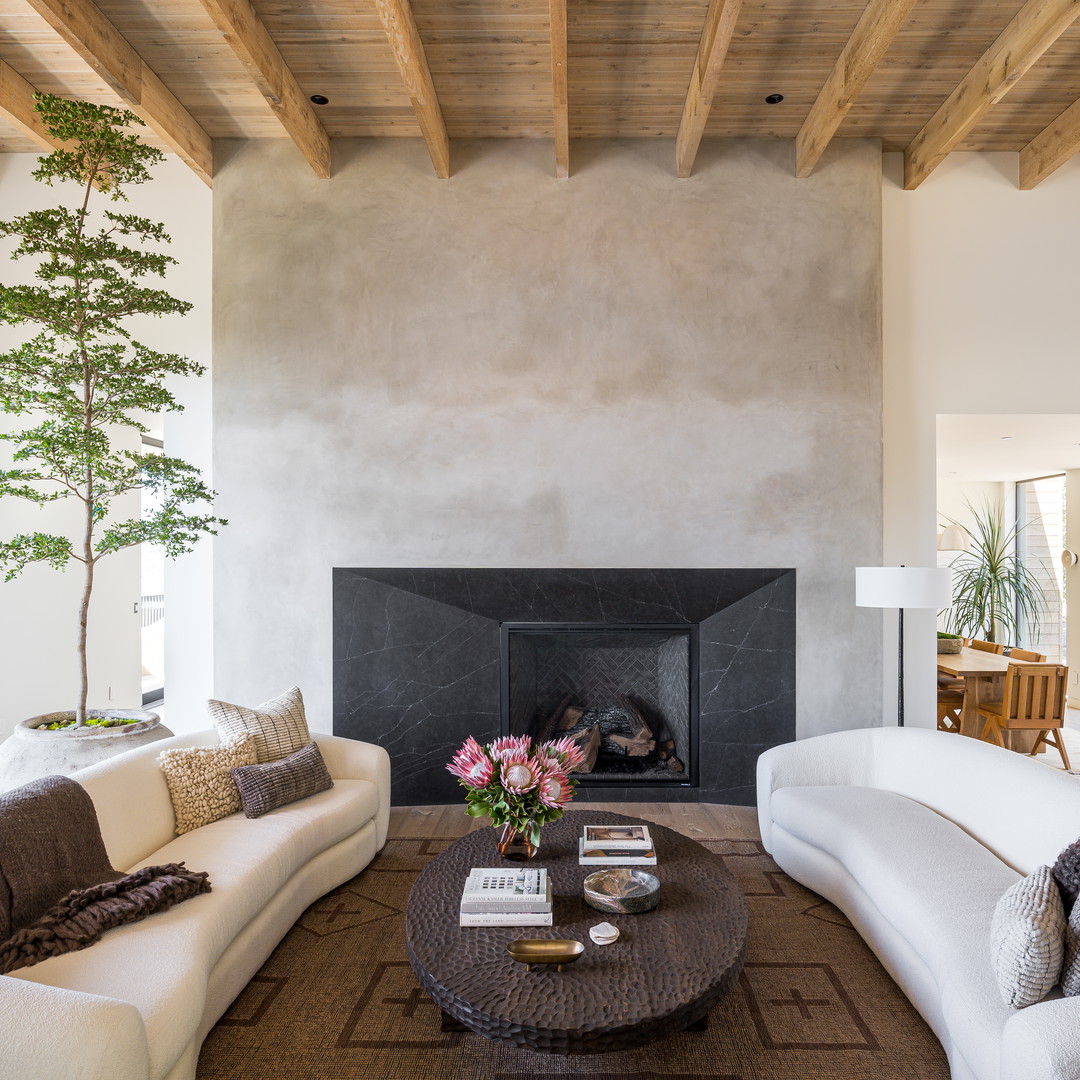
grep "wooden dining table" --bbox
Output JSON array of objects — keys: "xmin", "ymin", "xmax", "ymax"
[{"xmin": 937, "ymin": 647, "xmax": 1042, "ymax": 744}]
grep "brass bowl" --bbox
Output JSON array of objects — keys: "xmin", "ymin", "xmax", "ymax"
[{"xmin": 506, "ymin": 938, "xmax": 585, "ymax": 972}]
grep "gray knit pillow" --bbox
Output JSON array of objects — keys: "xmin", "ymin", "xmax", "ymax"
[
  {"xmin": 990, "ymin": 865, "xmax": 1066, "ymax": 1008},
  {"xmin": 1063, "ymin": 895, "xmax": 1080, "ymax": 996},
  {"xmin": 230, "ymin": 741, "xmax": 333, "ymax": 819},
  {"xmin": 208, "ymin": 686, "xmax": 310, "ymax": 764}
]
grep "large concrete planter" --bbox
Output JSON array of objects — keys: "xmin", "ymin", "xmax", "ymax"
[{"xmin": 0, "ymin": 709, "xmax": 173, "ymax": 793}]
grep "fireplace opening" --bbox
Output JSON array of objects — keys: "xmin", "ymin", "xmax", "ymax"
[{"xmin": 501, "ymin": 623, "xmax": 697, "ymax": 785}]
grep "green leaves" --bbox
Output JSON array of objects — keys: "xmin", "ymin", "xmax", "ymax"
[
  {"xmin": 0, "ymin": 533, "xmax": 75, "ymax": 581},
  {"xmin": 943, "ymin": 500, "xmax": 1045, "ymax": 644}
]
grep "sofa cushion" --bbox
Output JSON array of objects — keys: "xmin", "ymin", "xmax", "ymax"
[
  {"xmin": 208, "ymin": 686, "xmax": 310, "ymax": 764},
  {"xmin": 774, "ymin": 788, "xmax": 1019, "ymax": 971},
  {"xmin": 990, "ymin": 865, "xmax": 1066, "ymax": 1008},
  {"xmin": 157, "ymin": 733, "xmax": 256, "ymax": 834},
  {"xmin": 7, "ymin": 777, "xmax": 380, "ymax": 1080},
  {"xmin": 232, "ymin": 741, "xmax": 333, "ymax": 819}
]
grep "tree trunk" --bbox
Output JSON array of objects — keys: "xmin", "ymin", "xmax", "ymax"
[{"xmin": 76, "ymin": 506, "xmax": 95, "ymax": 727}]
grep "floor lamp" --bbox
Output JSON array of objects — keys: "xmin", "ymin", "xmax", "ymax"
[{"xmin": 856, "ymin": 566, "xmax": 952, "ymax": 727}]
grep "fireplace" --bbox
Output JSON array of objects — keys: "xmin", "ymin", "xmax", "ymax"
[
  {"xmin": 502, "ymin": 624, "xmax": 697, "ymax": 785},
  {"xmin": 333, "ymin": 567, "xmax": 795, "ymax": 806}
]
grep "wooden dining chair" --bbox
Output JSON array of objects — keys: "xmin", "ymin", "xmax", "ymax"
[
  {"xmin": 937, "ymin": 687, "xmax": 964, "ymax": 733},
  {"xmin": 1008, "ymin": 647, "xmax": 1046, "ymax": 662},
  {"xmin": 977, "ymin": 663, "xmax": 1071, "ymax": 768},
  {"xmin": 970, "ymin": 639, "xmax": 1005, "ymax": 655}
]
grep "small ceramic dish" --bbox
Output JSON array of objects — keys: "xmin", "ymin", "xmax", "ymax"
[
  {"xmin": 506, "ymin": 938, "xmax": 585, "ymax": 972},
  {"xmin": 583, "ymin": 868, "xmax": 660, "ymax": 914},
  {"xmin": 589, "ymin": 921, "xmax": 620, "ymax": 945}
]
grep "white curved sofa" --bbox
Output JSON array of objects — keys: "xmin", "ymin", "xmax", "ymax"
[
  {"xmin": 757, "ymin": 726, "xmax": 1080, "ymax": 1080},
  {"xmin": 0, "ymin": 729, "xmax": 390, "ymax": 1080}
]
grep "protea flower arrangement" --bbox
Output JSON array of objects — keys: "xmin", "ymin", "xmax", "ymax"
[{"xmin": 447, "ymin": 734, "xmax": 585, "ymax": 857}]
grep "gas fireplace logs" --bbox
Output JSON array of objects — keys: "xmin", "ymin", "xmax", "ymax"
[{"xmin": 541, "ymin": 697, "xmax": 679, "ymax": 774}]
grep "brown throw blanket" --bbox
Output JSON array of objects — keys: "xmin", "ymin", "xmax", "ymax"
[{"xmin": 0, "ymin": 775, "xmax": 210, "ymax": 974}]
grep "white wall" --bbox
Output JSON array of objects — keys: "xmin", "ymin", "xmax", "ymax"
[
  {"xmin": 883, "ymin": 151, "xmax": 1080, "ymax": 724},
  {"xmin": 0, "ymin": 153, "xmax": 212, "ymax": 738}
]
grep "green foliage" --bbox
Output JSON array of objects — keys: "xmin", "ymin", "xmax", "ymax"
[
  {"xmin": 942, "ymin": 501, "xmax": 1045, "ymax": 645},
  {"xmin": 460, "ymin": 784, "xmax": 570, "ymax": 845},
  {"xmin": 0, "ymin": 94, "xmax": 225, "ymax": 723}
]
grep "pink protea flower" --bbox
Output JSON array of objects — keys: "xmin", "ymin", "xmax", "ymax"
[
  {"xmin": 536, "ymin": 767, "xmax": 572, "ymax": 810},
  {"xmin": 447, "ymin": 736, "xmax": 494, "ymax": 788},
  {"xmin": 489, "ymin": 734, "xmax": 532, "ymax": 762},
  {"xmin": 541, "ymin": 735, "xmax": 587, "ymax": 774},
  {"xmin": 500, "ymin": 755, "xmax": 540, "ymax": 794}
]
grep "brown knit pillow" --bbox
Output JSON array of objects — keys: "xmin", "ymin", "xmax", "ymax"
[{"xmin": 230, "ymin": 741, "xmax": 333, "ymax": 819}]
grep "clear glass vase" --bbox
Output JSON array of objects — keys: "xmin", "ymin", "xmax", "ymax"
[{"xmin": 496, "ymin": 821, "xmax": 540, "ymax": 860}]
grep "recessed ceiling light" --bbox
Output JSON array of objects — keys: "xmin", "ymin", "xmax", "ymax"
[
  {"xmin": 765, "ymin": 93, "xmax": 784, "ymax": 105},
  {"xmin": 310, "ymin": 95, "xmax": 329, "ymax": 105},
  {"xmin": 1000, "ymin": 436, "xmax": 1014, "ymax": 440}
]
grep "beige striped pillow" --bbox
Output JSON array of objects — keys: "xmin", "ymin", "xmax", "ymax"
[{"xmin": 208, "ymin": 686, "xmax": 311, "ymax": 764}]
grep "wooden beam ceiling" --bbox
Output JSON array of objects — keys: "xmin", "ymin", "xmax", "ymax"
[
  {"xmin": 1020, "ymin": 97, "xmax": 1080, "ymax": 188},
  {"xmin": 22, "ymin": 0, "xmax": 214, "ymax": 186},
  {"xmin": 549, "ymin": 0, "xmax": 569, "ymax": 180},
  {"xmin": 374, "ymin": 0, "xmax": 450, "ymax": 179},
  {"xmin": 675, "ymin": 0, "xmax": 743, "ymax": 179},
  {"xmin": 796, "ymin": 0, "xmax": 918, "ymax": 179},
  {"xmin": 904, "ymin": 0, "xmax": 1080, "ymax": 190},
  {"xmin": 0, "ymin": 59, "xmax": 65, "ymax": 153},
  {"xmin": 195, "ymin": 0, "xmax": 331, "ymax": 180}
]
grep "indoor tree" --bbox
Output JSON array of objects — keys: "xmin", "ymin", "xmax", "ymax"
[
  {"xmin": 942, "ymin": 500, "xmax": 1045, "ymax": 646},
  {"xmin": 0, "ymin": 94, "xmax": 224, "ymax": 727}
]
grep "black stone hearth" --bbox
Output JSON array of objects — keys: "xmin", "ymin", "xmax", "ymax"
[{"xmin": 333, "ymin": 568, "xmax": 795, "ymax": 806}]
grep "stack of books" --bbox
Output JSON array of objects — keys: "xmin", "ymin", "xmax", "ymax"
[
  {"xmin": 459, "ymin": 867, "xmax": 553, "ymax": 926},
  {"xmin": 578, "ymin": 823, "xmax": 657, "ymax": 866}
]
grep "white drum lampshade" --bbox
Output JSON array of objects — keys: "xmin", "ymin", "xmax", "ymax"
[{"xmin": 855, "ymin": 566, "xmax": 952, "ymax": 727}]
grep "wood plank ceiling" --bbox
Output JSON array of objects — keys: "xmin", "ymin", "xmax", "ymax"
[{"xmin": 3, "ymin": 0, "xmax": 1080, "ymax": 189}]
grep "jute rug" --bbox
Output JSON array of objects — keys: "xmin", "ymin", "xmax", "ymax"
[{"xmin": 196, "ymin": 836, "xmax": 949, "ymax": 1080}]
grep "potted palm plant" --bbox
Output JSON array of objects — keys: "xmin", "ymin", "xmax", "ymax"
[
  {"xmin": 0, "ymin": 95, "xmax": 224, "ymax": 787},
  {"xmin": 941, "ymin": 501, "xmax": 1045, "ymax": 646}
]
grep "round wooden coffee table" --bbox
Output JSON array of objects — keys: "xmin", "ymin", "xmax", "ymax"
[{"xmin": 405, "ymin": 809, "xmax": 748, "ymax": 1053}]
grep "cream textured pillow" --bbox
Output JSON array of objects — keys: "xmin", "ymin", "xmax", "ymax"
[
  {"xmin": 207, "ymin": 686, "xmax": 310, "ymax": 764},
  {"xmin": 990, "ymin": 865, "xmax": 1066, "ymax": 1008},
  {"xmin": 158, "ymin": 733, "xmax": 256, "ymax": 835}
]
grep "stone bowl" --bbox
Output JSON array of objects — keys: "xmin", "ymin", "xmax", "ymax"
[{"xmin": 583, "ymin": 868, "xmax": 660, "ymax": 914}]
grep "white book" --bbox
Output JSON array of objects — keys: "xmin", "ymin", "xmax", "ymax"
[
  {"xmin": 461, "ymin": 880, "xmax": 552, "ymax": 913},
  {"xmin": 459, "ymin": 910, "xmax": 554, "ymax": 927},
  {"xmin": 461, "ymin": 867, "xmax": 548, "ymax": 906},
  {"xmin": 582, "ymin": 824, "xmax": 653, "ymax": 849},
  {"xmin": 579, "ymin": 838, "xmax": 657, "ymax": 866}
]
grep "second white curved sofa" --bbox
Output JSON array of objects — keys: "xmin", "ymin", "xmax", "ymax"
[{"xmin": 757, "ymin": 726, "xmax": 1080, "ymax": 1080}]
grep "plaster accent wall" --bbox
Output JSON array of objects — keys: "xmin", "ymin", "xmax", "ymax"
[
  {"xmin": 212, "ymin": 137, "xmax": 884, "ymax": 738},
  {"xmin": 883, "ymin": 152, "xmax": 1080, "ymax": 724}
]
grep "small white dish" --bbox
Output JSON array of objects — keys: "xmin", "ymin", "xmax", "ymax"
[{"xmin": 589, "ymin": 921, "xmax": 620, "ymax": 945}]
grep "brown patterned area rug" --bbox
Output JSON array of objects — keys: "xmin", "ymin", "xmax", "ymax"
[{"xmin": 197, "ymin": 837, "xmax": 949, "ymax": 1080}]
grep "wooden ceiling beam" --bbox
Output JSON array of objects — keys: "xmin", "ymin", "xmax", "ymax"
[
  {"xmin": 1019, "ymin": 97, "xmax": 1080, "ymax": 188},
  {"xmin": 22, "ymin": 0, "xmax": 213, "ymax": 186},
  {"xmin": 195, "ymin": 0, "xmax": 331, "ymax": 180},
  {"xmin": 796, "ymin": 0, "xmax": 917, "ymax": 178},
  {"xmin": 675, "ymin": 0, "xmax": 743, "ymax": 179},
  {"xmin": 549, "ymin": 0, "xmax": 569, "ymax": 179},
  {"xmin": 374, "ymin": 0, "xmax": 450, "ymax": 178},
  {"xmin": 0, "ymin": 60, "xmax": 68, "ymax": 153},
  {"xmin": 904, "ymin": 0, "xmax": 1080, "ymax": 190}
]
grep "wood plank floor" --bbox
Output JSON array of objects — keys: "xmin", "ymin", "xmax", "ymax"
[{"xmin": 388, "ymin": 801, "xmax": 760, "ymax": 840}]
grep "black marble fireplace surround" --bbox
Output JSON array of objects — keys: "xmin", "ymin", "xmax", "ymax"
[{"xmin": 333, "ymin": 568, "xmax": 795, "ymax": 806}]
